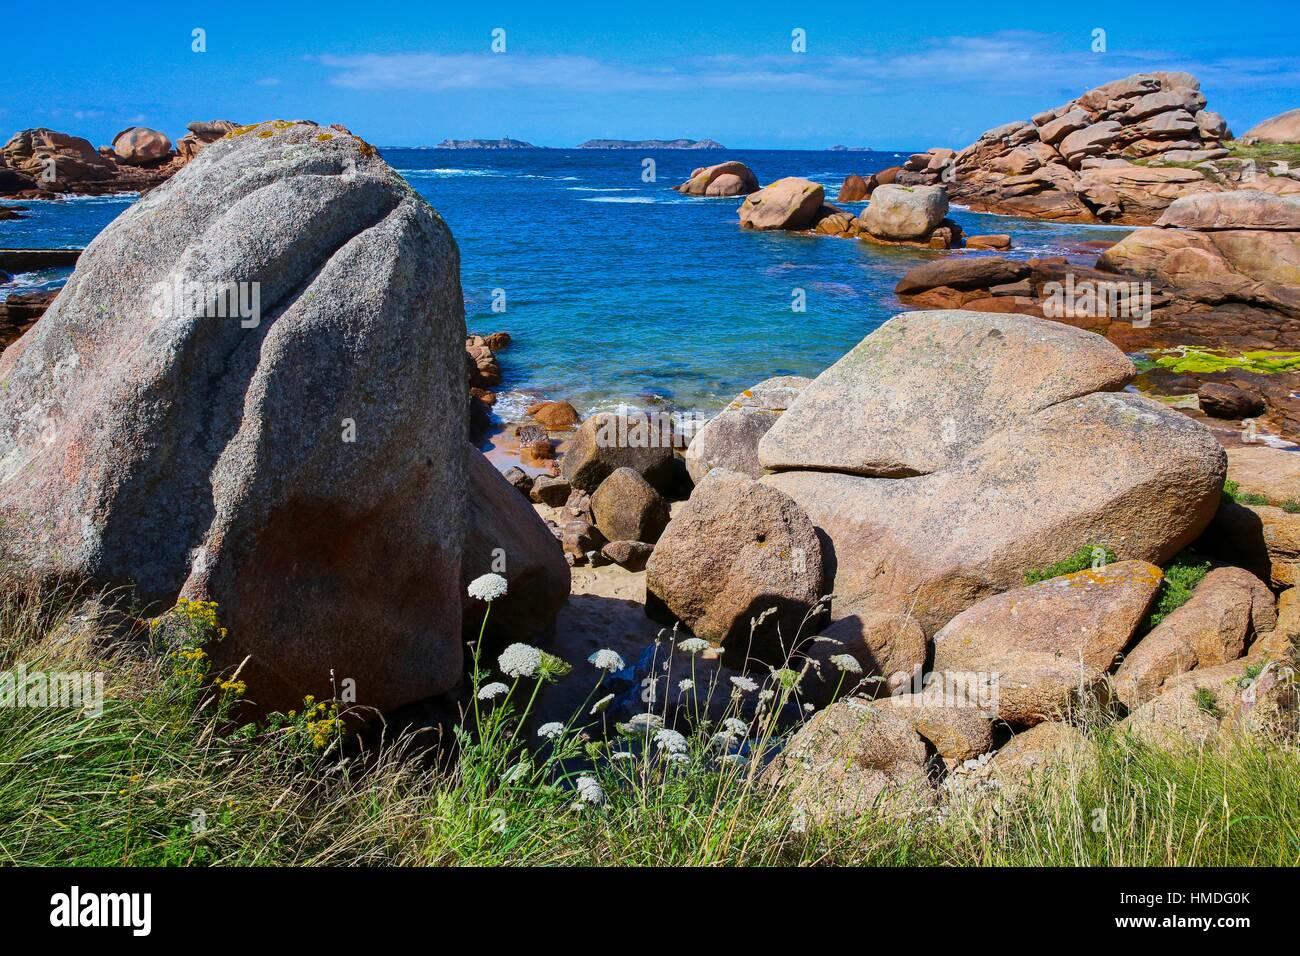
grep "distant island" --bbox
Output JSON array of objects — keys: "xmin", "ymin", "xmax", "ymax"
[
  {"xmin": 578, "ymin": 138, "xmax": 725, "ymax": 149},
  {"xmin": 435, "ymin": 138, "xmax": 538, "ymax": 149},
  {"xmin": 828, "ymin": 145, "xmax": 873, "ymax": 151}
]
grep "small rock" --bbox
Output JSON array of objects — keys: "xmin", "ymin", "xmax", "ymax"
[
  {"xmin": 1197, "ymin": 382, "xmax": 1265, "ymax": 419},
  {"xmin": 601, "ymin": 540, "xmax": 654, "ymax": 572},
  {"xmin": 591, "ymin": 467, "xmax": 670, "ymax": 543},
  {"xmin": 529, "ymin": 475, "xmax": 571, "ymax": 506}
]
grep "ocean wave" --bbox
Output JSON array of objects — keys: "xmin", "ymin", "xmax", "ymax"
[
  {"xmin": 566, "ymin": 186, "xmax": 636, "ymax": 192},
  {"xmin": 5, "ymin": 192, "xmax": 137, "ymax": 205},
  {"xmin": 580, "ymin": 196, "xmax": 656, "ymax": 204},
  {"xmin": 395, "ymin": 167, "xmax": 501, "ymax": 177}
]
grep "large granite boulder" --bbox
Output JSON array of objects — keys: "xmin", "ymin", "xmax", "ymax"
[
  {"xmin": 1, "ymin": 128, "xmax": 114, "ymax": 184},
  {"xmin": 859, "ymin": 184, "xmax": 948, "ymax": 241},
  {"xmin": 645, "ymin": 469, "xmax": 825, "ymax": 665},
  {"xmin": 1243, "ymin": 108, "xmax": 1300, "ymax": 144},
  {"xmin": 675, "ymin": 161, "xmax": 759, "ymax": 197},
  {"xmin": 0, "ymin": 120, "xmax": 469, "ymax": 713},
  {"xmin": 1114, "ymin": 566, "xmax": 1275, "ymax": 709},
  {"xmin": 684, "ymin": 376, "xmax": 809, "ymax": 483},
  {"xmin": 111, "ymin": 126, "xmax": 174, "ymax": 166},
  {"xmin": 754, "ymin": 311, "xmax": 1225, "ymax": 639},
  {"xmin": 738, "ymin": 177, "xmax": 824, "ymax": 231},
  {"xmin": 759, "ymin": 311, "xmax": 1135, "ymax": 477}
]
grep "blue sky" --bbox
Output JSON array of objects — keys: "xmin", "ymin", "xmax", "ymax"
[{"xmin": 6, "ymin": 1, "xmax": 1299, "ymax": 150}]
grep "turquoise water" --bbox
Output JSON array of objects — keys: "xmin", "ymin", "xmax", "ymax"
[{"xmin": 1, "ymin": 148, "xmax": 1132, "ymax": 418}]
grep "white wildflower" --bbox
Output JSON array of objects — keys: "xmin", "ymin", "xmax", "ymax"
[
  {"xmin": 588, "ymin": 649, "xmax": 626, "ymax": 673},
  {"xmin": 590, "ymin": 693, "xmax": 615, "ymax": 715},
  {"xmin": 537, "ymin": 721, "xmax": 566, "ymax": 740},
  {"xmin": 467, "ymin": 572, "xmax": 508, "ymax": 602},
  {"xmin": 721, "ymin": 753, "xmax": 748, "ymax": 767},
  {"xmin": 665, "ymin": 752, "xmax": 689, "ymax": 764},
  {"xmin": 626, "ymin": 713, "xmax": 663, "ymax": 731},
  {"xmin": 610, "ymin": 750, "xmax": 636, "ymax": 761},
  {"xmin": 730, "ymin": 675, "xmax": 759, "ymax": 694},
  {"xmin": 803, "ymin": 702, "xmax": 815, "ymax": 712},
  {"xmin": 677, "ymin": 637, "xmax": 711, "ymax": 655},
  {"xmin": 498, "ymin": 643, "xmax": 542, "ymax": 678},
  {"xmin": 654, "ymin": 728, "xmax": 688, "ymax": 756},
  {"xmin": 678, "ymin": 678, "xmax": 695, "ymax": 693},
  {"xmin": 476, "ymin": 681, "xmax": 509, "ymax": 701},
  {"xmin": 721, "ymin": 717, "xmax": 748, "ymax": 736},
  {"xmin": 829, "ymin": 654, "xmax": 862, "ymax": 674},
  {"xmin": 575, "ymin": 775, "xmax": 605, "ymax": 806},
  {"xmin": 759, "ymin": 689, "xmax": 775, "ymax": 702}
]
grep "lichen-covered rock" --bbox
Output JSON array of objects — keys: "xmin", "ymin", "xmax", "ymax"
[
  {"xmin": 0, "ymin": 120, "xmax": 468, "ymax": 713},
  {"xmin": 875, "ymin": 692, "xmax": 995, "ymax": 762},
  {"xmin": 646, "ymin": 470, "xmax": 825, "ymax": 665},
  {"xmin": 988, "ymin": 722, "xmax": 1095, "ymax": 787}
]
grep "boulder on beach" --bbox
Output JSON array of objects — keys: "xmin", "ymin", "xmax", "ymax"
[
  {"xmin": 560, "ymin": 410, "xmax": 679, "ymax": 494},
  {"xmin": 528, "ymin": 400, "xmax": 580, "ymax": 429},
  {"xmin": 646, "ymin": 469, "xmax": 825, "ymax": 665},
  {"xmin": 684, "ymin": 376, "xmax": 810, "ymax": 483},
  {"xmin": 177, "ymin": 120, "xmax": 239, "ymax": 164},
  {"xmin": 738, "ymin": 177, "xmax": 825, "ymax": 231},
  {"xmin": 675, "ymin": 161, "xmax": 760, "ymax": 196},
  {"xmin": 591, "ymin": 466, "xmax": 670, "ymax": 543},
  {"xmin": 462, "ymin": 448, "xmax": 571, "ymax": 648},
  {"xmin": 0, "ymin": 120, "xmax": 471, "ymax": 714},
  {"xmin": 111, "ymin": 126, "xmax": 174, "ymax": 165},
  {"xmin": 835, "ymin": 173, "xmax": 875, "ymax": 202},
  {"xmin": 860, "ymin": 184, "xmax": 949, "ymax": 241}
]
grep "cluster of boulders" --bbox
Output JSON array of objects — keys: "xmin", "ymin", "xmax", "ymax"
[
  {"xmin": 505, "ymin": 410, "xmax": 690, "ymax": 572},
  {"xmin": 0, "ymin": 120, "xmax": 570, "ymax": 714},
  {"xmin": 894, "ymin": 190, "xmax": 1300, "ymax": 440},
  {"xmin": 900, "ymin": 73, "xmax": 1300, "ymax": 225},
  {"xmin": 632, "ymin": 308, "xmax": 1297, "ymax": 821}
]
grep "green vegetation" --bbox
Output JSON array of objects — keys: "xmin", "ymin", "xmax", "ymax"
[
  {"xmin": 1024, "ymin": 545, "xmax": 1116, "ymax": 585},
  {"xmin": 1223, "ymin": 478, "xmax": 1300, "ymax": 512},
  {"xmin": 1151, "ymin": 347, "xmax": 1300, "ymax": 375},
  {"xmin": 1194, "ymin": 687, "xmax": 1222, "ymax": 719},
  {"xmin": 2, "ymin": 583, "xmax": 1298, "ymax": 867},
  {"xmin": 1225, "ymin": 140, "xmax": 1300, "ymax": 164},
  {"xmin": 1143, "ymin": 550, "xmax": 1213, "ymax": 633}
]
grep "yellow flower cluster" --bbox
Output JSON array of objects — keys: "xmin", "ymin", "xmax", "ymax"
[
  {"xmin": 171, "ymin": 599, "xmax": 229, "ymax": 639},
  {"xmin": 303, "ymin": 698, "xmax": 342, "ymax": 750}
]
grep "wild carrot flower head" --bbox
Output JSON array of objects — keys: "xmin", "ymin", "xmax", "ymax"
[
  {"xmin": 538, "ymin": 721, "xmax": 566, "ymax": 740},
  {"xmin": 730, "ymin": 675, "xmax": 759, "ymax": 694},
  {"xmin": 467, "ymin": 573, "xmax": 509, "ymax": 602},
  {"xmin": 498, "ymin": 643, "xmax": 542, "ymax": 678},
  {"xmin": 477, "ymin": 681, "xmax": 509, "ymax": 700},
  {"xmin": 575, "ymin": 775, "xmax": 605, "ymax": 805},
  {"xmin": 830, "ymin": 654, "xmax": 862, "ymax": 674},
  {"xmin": 721, "ymin": 717, "xmax": 748, "ymax": 736},
  {"xmin": 678, "ymin": 637, "xmax": 711, "ymax": 655},
  {"xmin": 588, "ymin": 649, "xmax": 626, "ymax": 673},
  {"xmin": 626, "ymin": 713, "xmax": 664, "ymax": 732},
  {"xmin": 654, "ymin": 728, "xmax": 688, "ymax": 755}
]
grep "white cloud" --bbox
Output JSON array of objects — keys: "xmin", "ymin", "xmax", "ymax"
[{"xmin": 311, "ymin": 33, "xmax": 1300, "ymax": 100}]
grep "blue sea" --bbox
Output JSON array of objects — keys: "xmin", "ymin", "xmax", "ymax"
[{"xmin": 1, "ymin": 148, "xmax": 1133, "ymax": 421}]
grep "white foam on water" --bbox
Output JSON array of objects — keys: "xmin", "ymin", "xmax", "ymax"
[{"xmin": 580, "ymin": 195, "xmax": 656, "ymax": 204}]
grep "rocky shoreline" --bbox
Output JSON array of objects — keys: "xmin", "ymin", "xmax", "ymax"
[{"xmin": 2, "ymin": 82, "xmax": 1298, "ymax": 820}]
